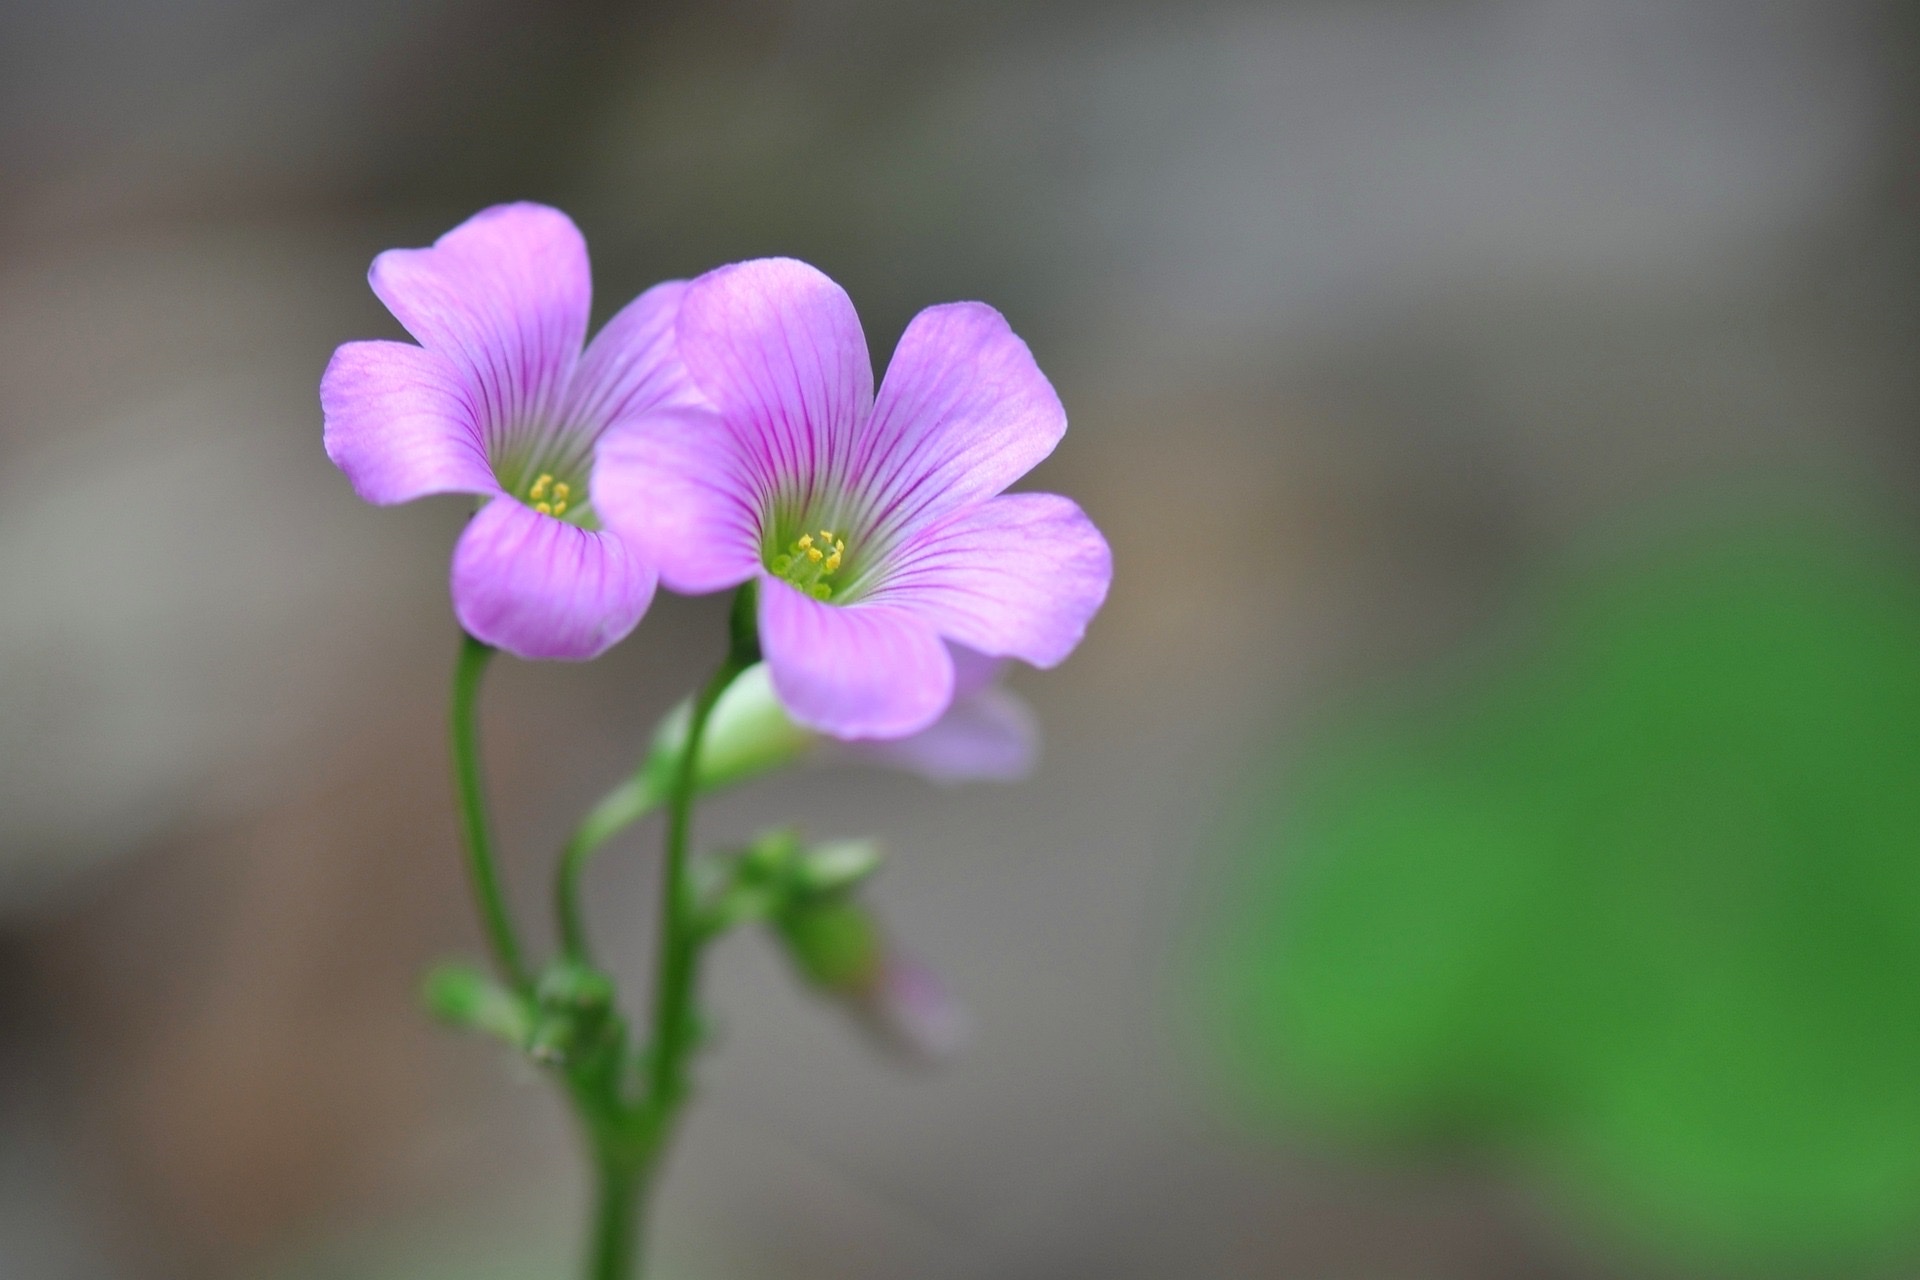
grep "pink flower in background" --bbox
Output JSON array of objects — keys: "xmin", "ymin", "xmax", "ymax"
[
  {"xmin": 839, "ymin": 644, "xmax": 1037, "ymax": 782},
  {"xmin": 322, "ymin": 203, "xmax": 700, "ymax": 659},
  {"xmin": 596, "ymin": 258, "xmax": 1112, "ymax": 737}
]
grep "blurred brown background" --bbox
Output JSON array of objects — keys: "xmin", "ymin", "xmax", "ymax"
[{"xmin": 2, "ymin": 1, "xmax": 1917, "ymax": 1277}]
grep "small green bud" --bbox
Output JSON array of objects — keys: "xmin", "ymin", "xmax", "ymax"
[
  {"xmin": 776, "ymin": 897, "xmax": 883, "ymax": 990},
  {"xmin": 525, "ymin": 1011, "xmax": 579, "ymax": 1067},
  {"xmin": 740, "ymin": 826, "xmax": 803, "ymax": 880},
  {"xmin": 536, "ymin": 962, "xmax": 615, "ymax": 1014},
  {"xmin": 794, "ymin": 839, "xmax": 883, "ymax": 896},
  {"xmin": 421, "ymin": 963, "xmax": 532, "ymax": 1045}
]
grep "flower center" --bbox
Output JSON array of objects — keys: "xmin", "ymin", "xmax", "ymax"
[
  {"xmin": 769, "ymin": 529, "xmax": 846, "ymax": 601},
  {"xmin": 525, "ymin": 472, "xmax": 575, "ymax": 519}
]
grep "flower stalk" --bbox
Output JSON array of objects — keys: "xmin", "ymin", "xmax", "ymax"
[{"xmin": 450, "ymin": 633, "xmax": 533, "ymax": 993}]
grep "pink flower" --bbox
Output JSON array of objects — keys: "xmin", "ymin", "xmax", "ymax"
[
  {"xmin": 321, "ymin": 203, "xmax": 700, "ymax": 659},
  {"xmin": 595, "ymin": 259, "xmax": 1112, "ymax": 737}
]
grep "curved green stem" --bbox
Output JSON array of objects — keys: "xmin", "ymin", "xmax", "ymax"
[{"xmin": 450, "ymin": 632, "xmax": 533, "ymax": 992}]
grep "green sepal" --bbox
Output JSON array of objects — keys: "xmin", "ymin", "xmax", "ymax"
[{"xmin": 525, "ymin": 961, "xmax": 623, "ymax": 1070}]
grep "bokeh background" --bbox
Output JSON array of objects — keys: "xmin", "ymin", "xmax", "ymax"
[{"xmin": 4, "ymin": 1, "xmax": 1920, "ymax": 1277}]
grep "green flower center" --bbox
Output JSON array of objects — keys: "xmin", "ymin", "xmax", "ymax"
[
  {"xmin": 769, "ymin": 529, "xmax": 847, "ymax": 601},
  {"xmin": 513, "ymin": 469, "xmax": 597, "ymax": 527}
]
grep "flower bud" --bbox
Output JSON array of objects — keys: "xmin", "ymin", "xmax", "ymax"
[
  {"xmin": 421, "ymin": 963, "xmax": 532, "ymax": 1045},
  {"xmin": 773, "ymin": 897, "xmax": 966, "ymax": 1065},
  {"xmin": 648, "ymin": 664, "xmax": 816, "ymax": 796}
]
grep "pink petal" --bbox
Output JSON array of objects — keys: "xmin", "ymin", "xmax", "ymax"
[
  {"xmin": 677, "ymin": 259, "xmax": 874, "ymax": 517},
  {"xmin": 842, "ymin": 683, "xmax": 1039, "ymax": 784},
  {"xmin": 947, "ymin": 642, "xmax": 1008, "ymax": 701},
  {"xmin": 564, "ymin": 279, "xmax": 704, "ymax": 437},
  {"xmin": 759, "ymin": 576, "xmax": 955, "ymax": 739},
  {"xmin": 593, "ymin": 407, "xmax": 765, "ymax": 594},
  {"xmin": 866, "ymin": 492, "xmax": 1112, "ymax": 668},
  {"xmin": 321, "ymin": 340, "xmax": 498, "ymax": 504},
  {"xmin": 369, "ymin": 203, "xmax": 590, "ymax": 462},
  {"xmin": 856, "ymin": 302, "xmax": 1066, "ymax": 544},
  {"xmin": 450, "ymin": 498, "xmax": 657, "ymax": 661}
]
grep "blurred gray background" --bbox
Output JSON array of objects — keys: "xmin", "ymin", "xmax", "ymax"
[{"xmin": 1, "ymin": 1, "xmax": 1916, "ymax": 1276}]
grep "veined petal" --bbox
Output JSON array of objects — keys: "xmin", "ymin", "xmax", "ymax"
[
  {"xmin": 842, "ymin": 683, "xmax": 1039, "ymax": 784},
  {"xmin": 759, "ymin": 576, "xmax": 954, "ymax": 739},
  {"xmin": 856, "ymin": 302, "xmax": 1066, "ymax": 543},
  {"xmin": 370, "ymin": 203, "xmax": 590, "ymax": 463},
  {"xmin": 565, "ymin": 279, "xmax": 703, "ymax": 438},
  {"xmin": 594, "ymin": 407, "xmax": 764, "ymax": 595},
  {"xmin": 677, "ymin": 258, "xmax": 874, "ymax": 516},
  {"xmin": 450, "ymin": 498, "xmax": 656, "ymax": 661},
  {"xmin": 866, "ymin": 492, "xmax": 1111, "ymax": 668},
  {"xmin": 321, "ymin": 340, "xmax": 497, "ymax": 504}
]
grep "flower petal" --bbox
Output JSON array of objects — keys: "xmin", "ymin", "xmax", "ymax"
[
  {"xmin": 677, "ymin": 258, "xmax": 874, "ymax": 516},
  {"xmin": 866, "ymin": 492, "xmax": 1112, "ymax": 667},
  {"xmin": 564, "ymin": 279, "xmax": 704, "ymax": 436},
  {"xmin": 450, "ymin": 498, "xmax": 656, "ymax": 661},
  {"xmin": 759, "ymin": 576, "xmax": 954, "ymax": 739},
  {"xmin": 370, "ymin": 203, "xmax": 589, "ymax": 460},
  {"xmin": 321, "ymin": 340, "xmax": 498, "ymax": 504},
  {"xmin": 856, "ymin": 302, "xmax": 1066, "ymax": 543},
  {"xmin": 594, "ymin": 407, "xmax": 764, "ymax": 594},
  {"xmin": 842, "ymin": 683, "xmax": 1038, "ymax": 784},
  {"xmin": 947, "ymin": 642, "xmax": 1008, "ymax": 701}
]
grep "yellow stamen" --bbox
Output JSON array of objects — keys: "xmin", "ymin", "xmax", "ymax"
[
  {"xmin": 552, "ymin": 482, "xmax": 570, "ymax": 502},
  {"xmin": 773, "ymin": 529, "xmax": 849, "ymax": 600},
  {"xmin": 552, "ymin": 500, "xmax": 568, "ymax": 516},
  {"xmin": 534, "ymin": 501, "xmax": 553, "ymax": 516},
  {"xmin": 529, "ymin": 473, "xmax": 552, "ymax": 501}
]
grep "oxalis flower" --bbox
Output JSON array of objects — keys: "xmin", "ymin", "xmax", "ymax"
[
  {"xmin": 595, "ymin": 258, "xmax": 1112, "ymax": 737},
  {"xmin": 321, "ymin": 203, "xmax": 700, "ymax": 659}
]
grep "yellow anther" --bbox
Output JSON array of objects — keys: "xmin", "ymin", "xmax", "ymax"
[
  {"xmin": 819, "ymin": 529, "xmax": 835, "ymax": 543},
  {"xmin": 534, "ymin": 501, "xmax": 553, "ymax": 516},
  {"xmin": 807, "ymin": 546, "xmax": 824, "ymax": 563},
  {"xmin": 552, "ymin": 482, "xmax": 570, "ymax": 502},
  {"xmin": 552, "ymin": 500, "xmax": 568, "ymax": 516},
  {"xmin": 529, "ymin": 474, "xmax": 553, "ymax": 500},
  {"xmin": 797, "ymin": 533, "xmax": 814, "ymax": 550}
]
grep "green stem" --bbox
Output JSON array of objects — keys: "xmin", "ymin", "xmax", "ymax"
[
  {"xmin": 648, "ymin": 605, "xmax": 756, "ymax": 1109},
  {"xmin": 450, "ymin": 632, "xmax": 533, "ymax": 992},
  {"xmin": 564, "ymin": 587, "xmax": 759, "ymax": 1280},
  {"xmin": 586, "ymin": 1148, "xmax": 648, "ymax": 1280}
]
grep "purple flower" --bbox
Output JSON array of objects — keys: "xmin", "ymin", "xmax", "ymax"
[
  {"xmin": 321, "ymin": 203, "xmax": 701, "ymax": 659},
  {"xmin": 595, "ymin": 258, "xmax": 1112, "ymax": 737}
]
